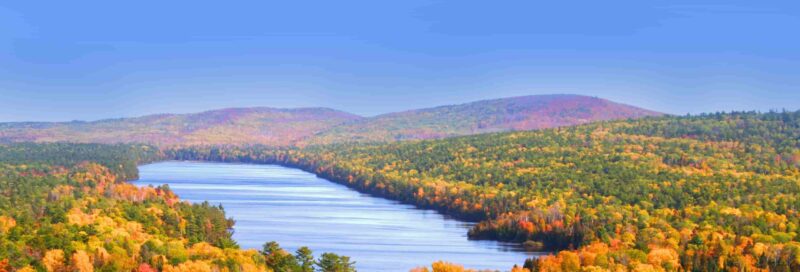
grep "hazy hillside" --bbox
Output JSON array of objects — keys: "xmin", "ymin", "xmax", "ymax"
[
  {"xmin": 0, "ymin": 107, "xmax": 361, "ymax": 146},
  {"xmin": 303, "ymin": 94, "xmax": 662, "ymax": 145},
  {"xmin": 0, "ymin": 95, "xmax": 661, "ymax": 146}
]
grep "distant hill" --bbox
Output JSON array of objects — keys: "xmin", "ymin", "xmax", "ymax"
[
  {"xmin": 0, "ymin": 107, "xmax": 362, "ymax": 146},
  {"xmin": 302, "ymin": 94, "xmax": 662, "ymax": 145},
  {"xmin": 0, "ymin": 94, "xmax": 662, "ymax": 146}
]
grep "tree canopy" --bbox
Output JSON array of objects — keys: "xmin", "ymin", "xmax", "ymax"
[{"xmin": 171, "ymin": 110, "xmax": 800, "ymax": 271}]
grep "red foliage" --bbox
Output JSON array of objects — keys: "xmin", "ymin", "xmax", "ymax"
[
  {"xmin": 137, "ymin": 263, "xmax": 157, "ymax": 272},
  {"xmin": 0, "ymin": 259, "xmax": 10, "ymax": 272}
]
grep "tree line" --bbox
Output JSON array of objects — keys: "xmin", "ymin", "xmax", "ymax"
[
  {"xmin": 168, "ymin": 110, "xmax": 800, "ymax": 271},
  {"xmin": 0, "ymin": 143, "xmax": 355, "ymax": 272}
]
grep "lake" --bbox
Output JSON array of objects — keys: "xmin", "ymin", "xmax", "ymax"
[{"xmin": 132, "ymin": 161, "xmax": 541, "ymax": 271}]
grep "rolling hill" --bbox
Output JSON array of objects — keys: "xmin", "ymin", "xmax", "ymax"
[
  {"xmin": 302, "ymin": 94, "xmax": 662, "ymax": 145},
  {"xmin": 0, "ymin": 107, "xmax": 361, "ymax": 146},
  {"xmin": 0, "ymin": 94, "xmax": 662, "ymax": 146}
]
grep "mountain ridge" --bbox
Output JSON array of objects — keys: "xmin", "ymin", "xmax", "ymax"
[
  {"xmin": 0, "ymin": 107, "xmax": 362, "ymax": 146},
  {"xmin": 0, "ymin": 94, "xmax": 662, "ymax": 146},
  {"xmin": 0, "ymin": 106, "xmax": 360, "ymax": 125},
  {"xmin": 301, "ymin": 94, "xmax": 662, "ymax": 145}
]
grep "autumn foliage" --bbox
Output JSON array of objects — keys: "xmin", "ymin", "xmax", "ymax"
[
  {"xmin": 0, "ymin": 160, "xmax": 259, "ymax": 271},
  {"xmin": 171, "ymin": 110, "xmax": 800, "ymax": 271},
  {"xmin": 3, "ymin": 110, "xmax": 800, "ymax": 271},
  {"xmin": 0, "ymin": 144, "xmax": 354, "ymax": 271}
]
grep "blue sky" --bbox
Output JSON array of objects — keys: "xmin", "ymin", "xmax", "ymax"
[{"xmin": 0, "ymin": 1, "xmax": 798, "ymax": 121}]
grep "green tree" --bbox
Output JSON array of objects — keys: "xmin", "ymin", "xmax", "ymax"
[
  {"xmin": 261, "ymin": 241, "xmax": 300, "ymax": 272},
  {"xmin": 296, "ymin": 246, "xmax": 314, "ymax": 272},
  {"xmin": 316, "ymin": 253, "xmax": 356, "ymax": 272}
]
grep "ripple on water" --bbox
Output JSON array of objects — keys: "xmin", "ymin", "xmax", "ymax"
[{"xmin": 132, "ymin": 161, "xmax": 542, "ymax": 272}]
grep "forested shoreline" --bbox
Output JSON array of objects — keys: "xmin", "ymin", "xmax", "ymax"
[
  {"xmin": 0, "ymin": 144, "xmax": 355, "ymax": 272},
  {"xmin": 167, "ymin": 111, "xmax": 800, "ymax": 271},
  {"xmin": 2, "ymin": 110, "xmax": 799, "ymax": 271}
]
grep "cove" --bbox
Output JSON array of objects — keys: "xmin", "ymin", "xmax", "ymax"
[{"xmin": 132, "ymin": 161, "xmax": 541, "ymax": 271}]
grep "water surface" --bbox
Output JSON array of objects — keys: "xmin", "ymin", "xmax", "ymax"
[{"xmin": 133, "ymin": 161, "xmax": 540, "ymax": 271}]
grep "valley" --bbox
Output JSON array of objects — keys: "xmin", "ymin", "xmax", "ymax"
[
  {"xmin": 1, "ymin": 103, "xmax": 798, "ymax": 271},
  {"xmin": 133, "ymin": 161, "xmax": 541, "ymax": 271}
]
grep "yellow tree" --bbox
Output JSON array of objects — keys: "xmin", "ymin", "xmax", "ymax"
[
  {"xmin": 42, "ymin": 249, "xmax": 65, "ymax": 272},
  {"xmin": 71, "ymin": 250, "xmax": 94, "ymax": 272},
  {"xmin": 431, "ymin": 261, "xmax": 466, "ymax": 272}
]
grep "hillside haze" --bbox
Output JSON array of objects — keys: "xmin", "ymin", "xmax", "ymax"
[
  {"xmin": 0, "ymin": 95, "xmax": 661, "ymax": 146},
  {"xmin": 304, "ymin": 94, "xmax": 662, "ymax": 144},
  {"xmin": 0, "ymin": 107, "xmax": 361, "ymax": 146}
]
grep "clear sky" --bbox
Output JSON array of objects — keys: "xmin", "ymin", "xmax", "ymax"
[{"xmin": 0, "ymin": 1, "xmax": 798, "ymax": 122}]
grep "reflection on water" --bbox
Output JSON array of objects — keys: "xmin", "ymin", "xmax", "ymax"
[{"xmin": 133, "ymin": 161, "xmax": 542, "ymax": 271}]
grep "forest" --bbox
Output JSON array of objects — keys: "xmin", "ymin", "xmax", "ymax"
[
  {"xmin": 1, "ymin": 111, "xmax": 799, "ymax": 271},
  {"xmin": 0, "ymin": 143, "xmax": 355, "ymax": 272},
  {"xmin": 168, "ymin": 110, "xmax": 800, "ymax": 271}
]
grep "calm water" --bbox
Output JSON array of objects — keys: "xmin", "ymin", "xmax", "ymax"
[{"xmin": 133, "ymin": 161, "xmax": 540, "ymax": 271}]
